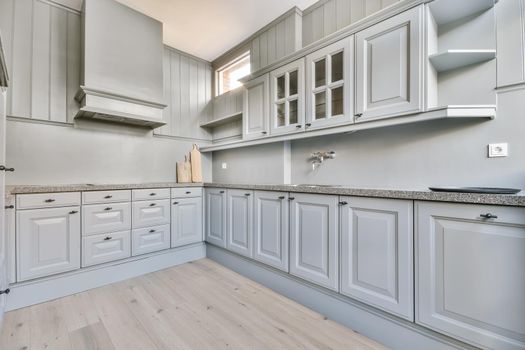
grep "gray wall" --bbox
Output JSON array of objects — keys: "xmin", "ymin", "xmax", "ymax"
[
  {"xmin": 212, "ymin": 1, "xmax": 525, "ymax": 190},
  {"xmin": 6, "ymin": 119, "xmax": 212, "ymax": 185}
]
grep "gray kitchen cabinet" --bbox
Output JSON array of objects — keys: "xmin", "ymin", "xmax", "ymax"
[
  {"xmin": 289, "ymin": 193, "xmax": 338, "ymax": 291},
  {"xmin": 205, "ymin": 188, "xmax": 227, "ymax": 248},
  {"xmin": 17, "ymin": 207, "xmax": 81, "ymax": 281},
  {"xmin": 171, "ymin": 197, "xmax": 203, "ymax": 247},
  {"xmin": 253, "ymin": 191, "xmax": 289, "ymax": 272},
  {"xmin": 340, "ymin": 197, "xmax": 413, "ymax": 321},
  {"xmin": 82, "ymin": 230, "xmax": 131, "ymax": 267},
  {"xmin": 416, "ymin": 201, "xmax": 525, "ymax": 350},
  {"xmin": 355, "ymin": 5, "xmax": 423, "ymax": 121},
  {"xmin": 269, "ymin": 59, "xmax": 305, "ymax": 135},
  {"xmin": 243, "ymin": 73, "xmax": 270, "ymax": 140},
  {"xmin": 305, "ymin": 36, "xmax": 354, "ymax": 130},
  {"xmin": 226, "ymin": 189, "xmax": 253, "ymax": 258},
  {"xmin": 132, "ymin": 224, "xmax": 171, "ymax": 256}
]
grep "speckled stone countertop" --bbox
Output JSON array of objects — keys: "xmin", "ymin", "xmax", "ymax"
[
  {"xmin": 204, "ymin": 183, "xmax": 525, "ymax": 207},
  {"xmin": 5, "ymin": 182, "xmax": 524, "ymax": 207},
  {"xmin": 6, "ymin": 182, "xmax": 202, "ymax": 195}
]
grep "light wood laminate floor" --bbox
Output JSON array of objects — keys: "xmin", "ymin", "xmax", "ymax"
[{"xmin": 0, "ymin": 259, "xmax": 388, "ymax": 350}]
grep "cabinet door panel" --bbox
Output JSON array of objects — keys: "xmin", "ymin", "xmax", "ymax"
[
  {"xmin": 269, "ymin": 59, "xmax": 305, "ymax": 135},
  {"xmin": 290, "ymin": 193, "xmax": 338, "ymax": 291},
  {"xmin": 172, "ymin": 197, "xmax": 203, "ymax": 247},
  {"xmin": 17, "ymin": 207, "xmax": 80, "ymax": 281},
  {"xmin": 340, "ymin": 197, "xmax": 413, "ymax": 320},
  {"xmin": 82, "ymin": 202, "xmax": 131, "ymax": 235},
  {"xmin": 243, "ymin": 74, "xmax": 269, "ymax": 140},
  {"xmin": 132, "ymin": 199, "xmax": 170, "ymax": 228},
  {"xmin": 82, "ymin": 231, "xmax": 131, "ymax": 267},
  {"xmin": 306, "ymin": 36, "xmax": 354, "ymax": 130},
  {"xmin": 205, "ymin": 189, "xmax": 227, "ymax": 248},
  {"xmin": 355, "ymin": 6, "xmax": 422, "ymax": 120},
  {"xmin": 227, "ymin": 189, "xmax": 253, "ymax": 258},
  {"xmin": 132, "ymin": 224, "xmax": 170, "ymax": 256},
  {"xmin": 416, "ymin": 202, "xmax": 525, "ymax": 350},
  {"xmin": 253, "ymin": 191, "xmax": 289, "ymax": 271}
]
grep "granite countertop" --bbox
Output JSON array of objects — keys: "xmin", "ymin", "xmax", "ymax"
[
  {"xmin": 6, "ymin": 182, "xmax": 203, "ymax": 195},
  {"xmin": 5, "ymin": 182, "xmax": 524, "ymax": 207},
  {"xmin": 205, "ymin": 183, "xmax": 525, "ymax": 207}
]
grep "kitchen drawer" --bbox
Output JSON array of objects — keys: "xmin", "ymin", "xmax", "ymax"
[
  {"xmin": 132, "ymin": 188, "xmax": 170, "ymax": 201},
  {"xmin": 132, "ymin": 224, "xmax": 171, "ymax": 256},
  {"xmin": 82, "ymin": 202, "xmax": 131, "ymax": 236},
  {"xmin": 171, "ymin": 187, "xmax": 202, "ymax": 198},
  {"xmin": 82, "ymin": 190, "xmax": 131, "ymax": 204},
  {"xmin": 132, "ymin": 199, "xmax": 170, "ymax": 228},
  {"xmin": 17, "ymin": 192, "xmax": 80, "ymax": 210},
  {"xmin": 82, "ymin": 231, "xmax": 131, "ymax": 267}
]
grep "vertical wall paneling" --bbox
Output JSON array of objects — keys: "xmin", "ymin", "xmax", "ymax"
[
  {"xmin": 301, "ymin": 0, "xmax": 401, "ymax": 47},
  {"xmin": 66, "ymin": 11, "xmax": 80, "ymax": 122},
  {"xmin": 3, "ymin": 0, "xmax": 80, "ymax": 122},
  {"xmin": 157, "ymin": 47, "xmax": 212, "ymax": 140},
  {"xmin": 259, "ymin": 31, "xmax": 268, "ymax": 68},
  {"xmin": 276, "ymin": 20, "xmax": 286, "ymax": 59},
  {"xmin": 49, "ymin": 7, "xmax": 67, "ymax": 122},
  {"xmin": 267, "ymin": 26, "xmax": 276, "ymax": 65},
  {"xmin": 11, "ymin": 0, "xmax": 33, "ymax": 118},
  {"xmin": 250, "ymin": 37, "xmax": 261, "ymax": 72},
  {"xmin": 0, "ymin": 0, "xmax": 15, "ymax": 115}
]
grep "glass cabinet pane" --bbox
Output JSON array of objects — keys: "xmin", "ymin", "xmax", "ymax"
[
  {"xmin": 331, "ymin": 86, "xmax": 344, "ymax": 116},
  {"xmin": 331, "ymin": 52, "xmax": 343, "ymax": 83},
  {"xmin": 277, "ymin": 75, "xmax": 285, "ymax": 99},
  {"xmin": 289, "ymin": 100, "xmax": 298, "ymax": 124},
  {"xmin": 289, "ymin": 70, "xmax": 298, "ymax": 96},
  {"xmin": 314, "ymin": 91, "xmax": 326, "ymax": 120},
  {"xmin": 277, "ymin": 103, "xmax": 285, "ymax": 126},
  {"xmin": 315, "ymin": 59, "xmax": 326, "ymax": 88}
]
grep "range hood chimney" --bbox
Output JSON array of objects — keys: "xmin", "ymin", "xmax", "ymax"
[{"xmin": 75, "ymin": 0, "xmax": 166, "ymax": 128}]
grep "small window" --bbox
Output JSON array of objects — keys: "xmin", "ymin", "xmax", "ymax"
[{"xmin": 216, "ymin": 52, "xmax": 250, "ymax": 95}]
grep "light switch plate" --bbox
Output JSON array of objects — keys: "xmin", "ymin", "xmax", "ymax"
[{"xmin": 488, "ymin": 143, "xmax": 508, "ymax": 158}]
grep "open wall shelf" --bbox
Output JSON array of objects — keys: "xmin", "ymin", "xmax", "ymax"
[
  {"xmin": 429, "ymin": 50, "xmax": 496, "ymax": 72},
  {"xmin": 200, "ymin": 112, "xmax": 242, "ymax": 128},
  {"xmin": 428, "ymin": 0, "xmax": 497, "ymax": 26}
]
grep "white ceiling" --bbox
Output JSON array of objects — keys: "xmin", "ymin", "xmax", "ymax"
[{"xmin": 115, "ymin": 0, "xmax": 319, "ymax": 62}]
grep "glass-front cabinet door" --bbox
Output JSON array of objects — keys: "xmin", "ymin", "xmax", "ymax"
[
  {"xmin": 269, "ymin": 59, "xmax": 305, "ymax": 135},
  {"xmin": 306, "ymin": 36, "xmax": 353, "ymax": 130}
]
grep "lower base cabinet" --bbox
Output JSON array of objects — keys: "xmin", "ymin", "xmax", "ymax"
[
  {"xmin": 82, "ymin": 230, "xmax": 131, "ymax": 267},
  {"xmin": 253, "ymin": 191, "xmax": 289, "ymax": 272},
  {"xmin": 416, "ymin": 202, "xmax": 525, "ymax": 350},
  {"xmin": 132, "ymin": 224, "xmax": 171, "ymax": 256},
  {"xmin": 17, "ymin": 207, "xmax": 81, "ymax": 281},
  {"xmin": 205, "ymin": 189, "xmax": 227, "ymax": 248},
  {"xmin": 226, "ymin": 189, "xmax": 253, "ymax": 258},
  {"xmin": 171, "ymin": 197, "xmax": 203, "ymax": 247},
  {"xmin": 340, "ymin": 197, "xmax": 413, "ymax": 321},
  {"xmin": 289, "ymin": 193, "xmax": 339, "ymax": 291}
]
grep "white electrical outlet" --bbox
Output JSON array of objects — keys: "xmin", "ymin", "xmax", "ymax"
[
  {"xmin": 221, "ymin": 162, "xmax": 228, "ymax": 169},
  {"xmin": 488, "ymin": 143, "xmax": 509, "ymax": 158}
]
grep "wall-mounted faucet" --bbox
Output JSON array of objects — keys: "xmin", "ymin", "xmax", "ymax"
[{"xmin": 310, "ymin": 151, "xmax": 336, "ymax": 170}]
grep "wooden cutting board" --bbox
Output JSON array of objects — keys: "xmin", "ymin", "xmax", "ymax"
[
  {"xmin": 190, "ymin": 144, "xmax": 202, "ymax": 183},
  {"xmin": 177, "ymin": 155, "xmax": 192, "ymax": 183}
]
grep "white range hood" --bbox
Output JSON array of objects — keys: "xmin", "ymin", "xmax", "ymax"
[{"xmin": 75, "ymin": 0, "xmax": 166, "ymax": 128}]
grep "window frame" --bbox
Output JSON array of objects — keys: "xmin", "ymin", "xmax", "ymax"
[{"xmin": 215, "ymin": 51, "xmax": 251, "ymax": 96}]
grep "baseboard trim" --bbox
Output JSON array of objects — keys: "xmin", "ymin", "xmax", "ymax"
[
  {"xmin": 6, "ymin": 243, "xmax": 206, "ymax": 311},
  {"xmin": 206, "ymin": 244, "xmax": 476, "ymax": 350}
]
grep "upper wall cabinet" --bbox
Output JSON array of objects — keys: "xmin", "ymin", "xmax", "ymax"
[
  {"xmin": 355, "ymin": 5, "xmax": 423, "ymax": 121},
  {"xmin": 269, "ymin": 59, "xmax": 305, "ymax": 135},
  {"xmin": 243, "ymin": 74, "xmax": 269, "ymax": 140},
  {"xmin": 305, "ymin": 36, "xmax": 354, "ymax": 130}
]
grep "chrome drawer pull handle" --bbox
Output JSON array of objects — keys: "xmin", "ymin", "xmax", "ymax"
[
  {"xmin": 244, "ymin": 193, "xmax": 251, "ymax": 196},
  {"xmin": 186, "ymin": 191, "xmax": 191, "ymax": 194},
  {"xmin": 104, "ymin": 195, "xmax": 113, "ymax": 199},
  {"xmin": 149, "ymin": 203, "xmax": 156, "ymax": 207},
  {"xmin": 173, "ymin": 201, "xmax": 179, "ymax": 205},
  {"xmin": 278, "ymin": 196, "xmax": 285, "ymax": 200},
  {"xmin": 480, "ymin": 213, "xmax": 498, "ymax": 219},
  {"xmin": 149, "ymin": 229, "xmax": 156, "ymax": 233},
  {"xmin": 104, "ymin": 207, "xmax": 112, "ymax": 211},
  {"xmin": 150, "ymin": 193, "xmax": 156, "ymax": 196},
  {"xmin": 339, "ymin": 201, "xmax": 348, "ymax": 206},
  {"xmin": 104, "ymin": 236, "xmax": 112, "ymax": 241},
  {"xmin": 69, "ymin": 210, "xmax": 78, "ymax": 214},
  {"xmin": 44, "ymin": 199, "xmax": 55, "ymax": 203},
  {"xmin": 0, "ymin": 165, "xmax": 14, "ymax": 172},
  {"xmin": 5, "ymin": 205, "xmax": 14, "ymax": 209}
]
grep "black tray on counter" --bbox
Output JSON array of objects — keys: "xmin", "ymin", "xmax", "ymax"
[{"xmin": 429, "ymin": 187, "xmax": 521, "ymax": 195}]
